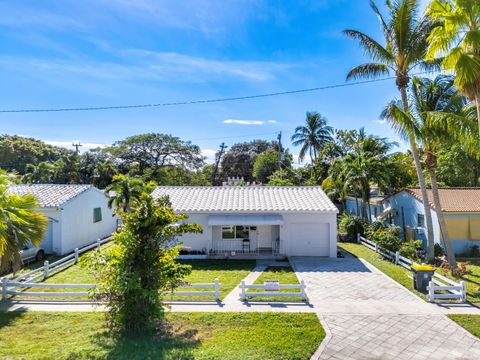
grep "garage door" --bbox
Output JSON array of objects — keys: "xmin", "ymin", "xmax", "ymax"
[{"xmin": 289, "ymin": 223, "xmax": 330, "ymax": 256}]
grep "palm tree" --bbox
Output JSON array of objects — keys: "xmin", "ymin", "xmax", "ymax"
[
  {"xmin": 381, "ymin": 75, "xmax": 466, "ymax": 267},
  {"xmin": 0, "ymin": 171, "xmax": 47, "ymax": 272},
  {"xmin": 106, "ymin": 174, "xmax": 156, "ymax": 213},
  {"xmin": 291, "ymin": 112, "xmax": 334, "ymax": 163},
  {"xmin": 344, "ymin": 0, "xmax": 438, "ymax": 261},
  {"xmin": 426, "ymin": 0, "xmax": 480, "ymax": 135}
]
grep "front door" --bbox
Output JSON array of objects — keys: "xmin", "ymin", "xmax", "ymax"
[{"xmin": 257, "ymin": 226, "xmax": 273, "ymax": 249}]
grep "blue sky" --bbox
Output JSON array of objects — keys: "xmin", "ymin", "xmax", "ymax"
[{"xmin": 0, "ymin": 0, "xmax": 428, "ymax": 162}]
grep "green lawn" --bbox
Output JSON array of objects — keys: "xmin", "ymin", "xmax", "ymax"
[
  {"xmin": 0, "ymin": 312, "xmax": 324, "ymax": 360},
  {"xmin": 448, "ymin": 314, "xmax": 480, "ymax": 338},
  {"xmin": 338, "ymin": 242, "xmax": 426, "ymax": 300},
  {"xmin": 168, "ymin": 260, "xmax": 256, "ymax": 301},
  {"xmin": 249, "ymin": 266, "xmax": 303, "ymax": 302}
]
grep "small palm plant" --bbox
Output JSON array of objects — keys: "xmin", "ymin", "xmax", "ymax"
[
  {"xmin": 106, "ymin": 174, "xmax": 156, "ymax": 213},
  {"xmin": 0, "ymin": 171, "xmax": 47, "ymax": 272}
]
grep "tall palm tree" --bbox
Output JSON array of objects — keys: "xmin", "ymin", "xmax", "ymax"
[
  {"xmin": 381, "ymin": 75, "xmax": 466, "ymax": 267},
  {"xmin": 106, "ymin": 175, "xmax": 156, "ymax": 213},
  {"xmin": 344, "ymin": 0, "xmax": 438, "ymax": 261},
  {"xmin": 291, "ymin": 112, "xmax": 334, "ymax": 163},
  {"xmin": 426, "ymin": 0, "xmax": 480, "ymax": 135},
  {"xmin": 0, "ymin": 172, "xmax": 47, "ymax": 272}
]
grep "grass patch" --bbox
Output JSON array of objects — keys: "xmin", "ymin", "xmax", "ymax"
[
  {"xmin": 168, "ymin": 260, "xmax": 256, "ymax": 301},
  {"xmin": 249, "ymin": 266, "xmax": 302, "ymax": 302},
  {"xmin": 0, "ymin": 311, "xmax": 324, "ymax": 360},
  {"xmin": 437, "ymin": 259, "xmax": 480, "ymax": 304},
  {"xmin": 338, "ymin": 242, "xmax": 426, "ymax": 300},
  {"xmin": 448, "ymin": 314, "xmax": 480, "ymax": 338}
]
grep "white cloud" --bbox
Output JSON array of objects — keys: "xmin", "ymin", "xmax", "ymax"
[
  {"xmin": 44, "ymin": 140, "xmax": 107, "ymax": 153},
  {"xmin": 224, "ymin": 119, "xmax": 277, "ymax": 125},
  {"xmin": 201, "ymin": 148, "xmax": 217, "ymax": 164},
  {"xmin": 374, "ymin": 119, "xmax": 387, "ymax": 125}
]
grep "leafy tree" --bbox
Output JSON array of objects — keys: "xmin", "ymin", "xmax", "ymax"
[
  {"xmin": 426, "ymin": 0, "xmax": 480, "ymax": 134},
  {"xmin": 86, "ymin": 194, "xmax": 202, "ymax": 335},
  {"xmin": 0, "ymin": 135, "xmax": 71, "ymax": 174},
  {"xmin": 220, "ymin": 140, "xmax": 278, "ymax": 182},
  {"xmin": 344, "ymin": 0, "xmax": 438, "ymax": 261},
  {"xmin": 253, "ymin": 150, "xmax": 292, "ymax": 184},
  {"xmin": 0, "ymin": 171, "xmax": 47, "ymax": 272},
  {"xmin": 104, "ymin": 133, "xmax": 205, "ymax": 176},
  {"xmin": 437, "ymin": 145, "xmax": 480, "ymax": 186},
  {"xmin": 106, "ymin": 175, "xmax": 156, "ymax": 213},
  {"xmin": 291, "ymin": 112, "xmax": 334, "ymax": 163}
]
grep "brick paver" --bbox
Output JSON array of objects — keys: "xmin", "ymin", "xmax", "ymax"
[{"xmin": 291, "ymin": 256, "xmax": 480, "ymax": 360}]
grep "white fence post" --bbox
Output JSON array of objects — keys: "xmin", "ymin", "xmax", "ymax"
[
  {"xmin": 1, "ymin": 277, "xmax": 8, "ymax": 302},
  {"xmin": 74, "ymin": 248, "xmax": 79, "ymax": 264},
  {"xmin": 395, "ymin": 251, "xmax": 400, "ymax": 265},
  {"xmin": 300, "ymin": 280, "xmax": 306, "ymax": 301},
  {"xmin": 375, "ymin": 243, "xmax": 378, "ymax": 253},
  {"xmin": 43, "ymin": 260, "xmax": 50, "ymax": 279},
  {"xmin": 214, "ymin": 278, "xmax": 220, "ymax": 301},
  {"xmin": 96, "ymin": 239, "xmax": 101, "ymax": 250},
  {"xmin": 461, "ymin": 281, "xmax": 467, "ymax": 303},
  {"xmin": 357, "ymin": 233, "xmax": 361, "ymax": 243},
  {"xmin": 240, "ymin": 281, "xmax": 246, "ymax": 300},
  {"xmin": 428, "ymin": 280, "xmax": 434, "ymax": 302}
]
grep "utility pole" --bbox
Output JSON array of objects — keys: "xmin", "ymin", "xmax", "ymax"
[
  {"xmin": 277, "ymin": 132, "xmax": 284, "ymax": 171},
  {"xmin": 211, "ymin": 142, "xmax": 227, "ymax": 186},
  {"xmin": 72, "ymin": 141, "xmax": 83, "ymax": 154}
]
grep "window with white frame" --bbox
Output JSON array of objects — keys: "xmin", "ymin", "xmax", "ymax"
[{"xmin": 222, "ymin": 225, "xmax": 250, "ymax": 240}]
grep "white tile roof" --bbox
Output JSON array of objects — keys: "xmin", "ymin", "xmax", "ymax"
[
  {"xmin": 7, "ymin": 184, "xmax": 92, "ymax": 207},
  {"xmin": 151, "ymin": 186, "xmax": 338, "ymax": 213}
]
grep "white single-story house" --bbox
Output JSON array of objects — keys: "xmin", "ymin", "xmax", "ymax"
[
  {"xmin": 152, "ymin": 186, "xmax": 339, "ymax": 258},
  {"xmin": 7, "ymin": 184, "xmax": 117, "ymax": 255}
]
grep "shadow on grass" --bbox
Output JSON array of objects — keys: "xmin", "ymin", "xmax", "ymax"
[{"xmin": 67, "ymin": 322, "xmax": 201, "ymax": 360}]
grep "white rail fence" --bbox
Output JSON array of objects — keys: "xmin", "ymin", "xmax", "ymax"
[
  {"xmin": 13, "ymin": 237, "xmax": 112, "ymax": 284},
  {"xmin": 1, "ymin": 278, "xmax": 221, "ymax": 302},
  {"xmin": 169, "ymin": 279, "xmax": 221, "ymax": 301},
  {"xmin": 239, "ymin": 280, "xmax": 306, "ymax": 301},
  {"xmin": 356, "ymin": 234, "xmax": 466, "ymax": 303}
]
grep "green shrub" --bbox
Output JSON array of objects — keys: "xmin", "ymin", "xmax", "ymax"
[
  {"xmin": 399, "ymin": 240, "xmax": 423, "ymax": 261},
  {"xmin": 338, "ymin": 213, "xmax": 367, "ymax": 241},
  {"xmin": 373, "ymin": 227, "xmax": 401, "ymax": 252}
]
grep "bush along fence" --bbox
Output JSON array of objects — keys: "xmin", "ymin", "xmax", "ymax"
[
  {"xmin": 239, "ymin": 280, "xmax": 306, "ymax": 301},
  {"xmin": 356, "ymin": 234, "xmax": 466, "ymax": 303}
]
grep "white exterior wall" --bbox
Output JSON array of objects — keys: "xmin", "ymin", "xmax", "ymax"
[
  {"xmin": 37, "ymin": 209, "xmax": 62, "ymax": 254},
  {"xmin": 177, "ymin": 211, "xmax": 337, "ymax": 257},
  {"xmin": 58, "ymin": 188, "xmax": 117, "ymax": 255}
]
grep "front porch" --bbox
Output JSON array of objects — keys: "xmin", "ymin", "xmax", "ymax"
[{"xmin": 208, "ymin": 215, "xmax": 285, "ymax": 258}]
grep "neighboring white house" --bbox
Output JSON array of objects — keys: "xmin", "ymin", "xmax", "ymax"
[
  {"xmin": 152, "ymin": 186, "xmax": 338, "ymax": 258},
  {"xmin": 7, "ymin": 184, "xmax": 117, "ymax": 255}
]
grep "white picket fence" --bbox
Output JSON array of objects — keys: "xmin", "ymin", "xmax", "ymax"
[
  {"xmin": 357, "ymin": 234, "xmax": 466, "ymax": 303},
  {"xmin": 239, "ymin": 280, "xmax": 306, "ymax": 301}
]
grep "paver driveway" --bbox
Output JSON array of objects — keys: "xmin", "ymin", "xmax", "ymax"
[{"xmin": 291, "ymin": 256, "xmax": 480, "ymax": 360}]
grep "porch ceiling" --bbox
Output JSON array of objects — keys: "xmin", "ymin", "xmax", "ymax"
[{"xmin": 207, "ymin": 214, "xmax": 284, "ymax": 226}]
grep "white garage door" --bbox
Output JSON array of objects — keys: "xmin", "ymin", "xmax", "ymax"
[{"xmin": 289, "ymin": 223, "xmax": 330, "ymax": 256}]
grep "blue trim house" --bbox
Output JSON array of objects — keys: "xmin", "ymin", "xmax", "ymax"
[{"xmin": 345, "ymin": 188, "xmax": 480, "ymax": 256}]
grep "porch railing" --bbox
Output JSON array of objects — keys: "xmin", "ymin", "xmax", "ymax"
[{"xmin": 211, "ymin": 239, "xmax": 281, "ymax": 255}]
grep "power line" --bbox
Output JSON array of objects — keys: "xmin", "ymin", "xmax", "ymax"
[{"xmin": 0, "ymin": 76, "xmax": 401, "ymax": 114}]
